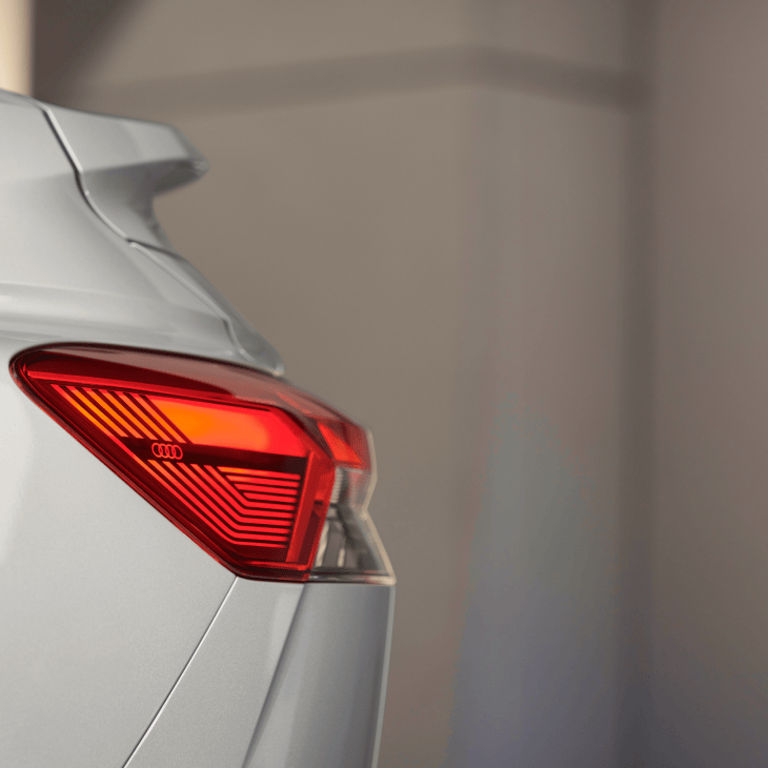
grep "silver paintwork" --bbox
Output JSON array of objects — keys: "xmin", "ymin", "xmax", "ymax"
[
  {"xmin": 0, "ymin": 95, "xmax": 242, "ymax": 364},
  {"xmin": 45, "ymin": 104, "xmax": 208, "ymax": 251},
  {"xmin": 124, "ymin": 578, "xmax": 302, "ymax": 768},
  {"xmin": 242, "ymin": 583, "xmax": 394, "ymax": 768},
  {"xmin": 0, "ymin": 90, "xmax": 393, "ymax": 768}
]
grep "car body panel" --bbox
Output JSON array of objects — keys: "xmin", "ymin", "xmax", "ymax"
[
  {"xmin": 0, "ymin": 99, "xmax": 240, "ymax": 365},
  {"xmin": 244, "ymin": 583, "xmax": 394, "ymax": 768},
  {"xmin": 124, "ymin": 578, "xmax": 303, "ymax": 768}
]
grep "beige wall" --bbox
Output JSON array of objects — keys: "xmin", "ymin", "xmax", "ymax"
[
  {"xmin": 449, "ymin": 86, "xmax": 635, "ymax": 765},
  {"xmin": 36, "ymin": 1, "xmax": 641, "ymax": 764}
]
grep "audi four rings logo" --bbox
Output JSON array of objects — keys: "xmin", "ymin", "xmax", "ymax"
[{"xmin": 151, "ymin": 442, "xmax": 184, "ymax": 460}]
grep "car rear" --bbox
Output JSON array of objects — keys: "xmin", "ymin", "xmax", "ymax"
[{"xmin": 0, "ymin": 89, "xmax": 394, "ymax": 768}]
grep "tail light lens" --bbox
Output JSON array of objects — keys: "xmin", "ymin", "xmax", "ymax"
[{"xmin": 11, "ymin": 344, "xmax": 393, "ymax": 583}]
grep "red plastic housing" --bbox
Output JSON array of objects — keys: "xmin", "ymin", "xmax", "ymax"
[{"xmin": 11, "ymin": 344, "xmax": 369, "ymax": 581}]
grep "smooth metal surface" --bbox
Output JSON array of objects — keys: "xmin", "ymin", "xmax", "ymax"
[
  {"xmin": 125, "ymin": 579, "xmax": 303, "ymax": 768},
  {"xmin": 44, "ymin": 102, "xmax": 207, "ymax": 250},
  {"xmin": 245, "ymin": 583, "xmax": 394, "ymax": 768}
]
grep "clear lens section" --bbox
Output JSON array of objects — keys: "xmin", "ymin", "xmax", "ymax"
[{"xmin": 311, "ymin": 438, "xmax": 394, "ymax": 584}]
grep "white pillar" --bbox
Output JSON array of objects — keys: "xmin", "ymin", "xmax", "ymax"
[{"xmin": 0, "ymin": 0, "xmax": 31, "ymax": 94}]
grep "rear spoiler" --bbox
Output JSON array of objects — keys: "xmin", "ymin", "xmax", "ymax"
[{"xmin": 43, "ymin": 103, "xmax": 208, "ymax": 251}]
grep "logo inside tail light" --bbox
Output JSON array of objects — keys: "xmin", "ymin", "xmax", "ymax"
[{"xmin": 11, "ymin": 344, "xmax": 371, "ymax": 581}]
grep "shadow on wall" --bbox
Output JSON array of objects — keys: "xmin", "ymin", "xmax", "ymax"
[
  {"xmin": 448, "ymin": 397, "xmax": 618, "ymax": 767},
  {"xmin": 34, "ymin": 0, "xmax": 139, "ymax": 101}
]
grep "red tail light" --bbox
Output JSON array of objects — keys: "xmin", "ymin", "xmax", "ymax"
[{"xmin": 11, "ymin": 344, "xmax": 374, "ymax": 581}]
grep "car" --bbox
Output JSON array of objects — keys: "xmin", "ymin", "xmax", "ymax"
[{"xmin": 0, "ymin": 88, "xmax": 394, "ymax": 768}]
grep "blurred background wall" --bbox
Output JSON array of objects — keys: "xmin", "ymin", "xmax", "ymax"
[
  {"xmin": 25, "ymin": 0, "xmax": 643, "ymax": 766},
  {"xmin": 648, "ymin": 3, "xmax": 768, "ymax": 765},
  {"xmin": 8, "ymin": 0, "xmax": 768, "ymax": 766}
]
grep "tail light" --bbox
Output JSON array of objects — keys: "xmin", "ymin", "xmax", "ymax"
[{"xmin": 11, "ymin": 344, "xmax": 393, "ymax": 583}]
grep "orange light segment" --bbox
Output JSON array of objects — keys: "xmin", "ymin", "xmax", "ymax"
[{"xmin": 149, "ymin": 397, "xmax": 307, "ymax": 455}]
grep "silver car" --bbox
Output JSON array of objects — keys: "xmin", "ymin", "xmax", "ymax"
[{"xmin": 0, "ymin": 88, "xmax": 394, "ymax": 768}]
